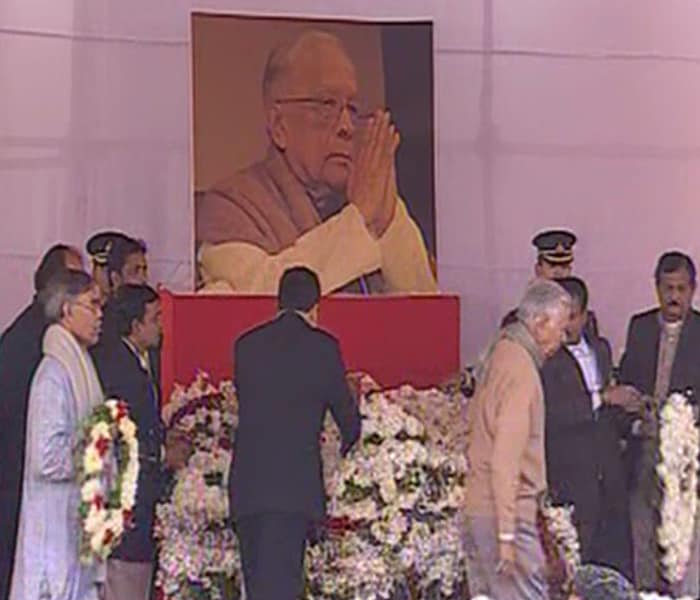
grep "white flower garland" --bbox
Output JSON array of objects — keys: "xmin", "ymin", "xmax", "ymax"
[
  {"xmin": 155, "ymin": 373, "xmax": 241, "ymax": 599},
  {"xmin": 76, "ymin": 399, "xmax": 139, "ymax": 564},
  {"xmin": 540, "ymin": 501, "xmax": 581, "ymax": 589},
  {"xmin": 312, "ymin": 387, "xmax": 468, "ymax": 599},
  {"xmin": 657, "ymin": 392, "xmax": 699, "ymax": 584}
]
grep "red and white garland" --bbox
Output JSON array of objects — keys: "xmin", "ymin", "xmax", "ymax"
[
  {"xmin": 657, "ymin": 392, "xmax": 699, "ymax": 584},
  {"xmin": 76, "ymin": 399, "xmax": 139, "ymax": 564}
]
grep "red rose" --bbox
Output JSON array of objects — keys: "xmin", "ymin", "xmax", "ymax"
[
  {"xmin": 116, "ymin": 402, "xmax": 128, "ymax": 421},
  {"xmin": 95, "ymin": 436, "xmax": 110, "ymax": 457},
  {"xmin": 103, "ymin": 529, "xmax": 114, "ymax": 545},
  {"xmin": 325, "ymin": 516, "xmax": 358, "ymax": 533}
]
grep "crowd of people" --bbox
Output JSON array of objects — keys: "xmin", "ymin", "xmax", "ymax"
[
  {"xmin": 0, "ymin": 224, "xmax": 698, "ymax": 600},
  {"xmin": 0, "ymin": 229, "xmax": 364, "ymax": 600},
  {"xmin": 0, "ymin": 232, "xmax": 191, "ymax": 600},
  {"xmin": 465, "ymin": 230, "xmax": 700, "ymax": 600}
]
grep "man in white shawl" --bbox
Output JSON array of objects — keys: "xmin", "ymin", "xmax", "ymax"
[{"xmin": 10, "ymin": 270, "xmax": 105, "ymax": 600}]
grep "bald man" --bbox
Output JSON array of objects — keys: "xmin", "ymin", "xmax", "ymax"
[{"xmin": 196, "ymin": 30, "xmax": 437, "ymax": 295}]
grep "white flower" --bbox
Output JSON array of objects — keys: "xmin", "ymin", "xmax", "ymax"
[
  {"xmin": 106, "ymin": 512, "xmax": 124, "ymax": 539},
  {"xmin": 81, "ymin": 479, "xmax": 103, "ymax": 502},
  {"xmin": 179, "ymin": 414, "xmax": 196, "ymax": 431},
  {"xmin": 77, "ymin": 403, "xmax": 140, "ymax": 565},
  {"xmin": 90, "ymin": 421, "xmax": 110, "ymax": 440},
  {"xmin": 657, "ymin": 393, "xmax": 699, "ymax": 583},
  {"xmin": 105, "ymin": 399, "xmax": 119, "ymax": 419},
  {"xmin": 83, "ymin": 446, "xmax": 103, "ymax": 475},
  {"xmin": 84, "ymin": 505, "xmax": 105, "ymax": 534},
  {"xmin": 404, "ymin": 415, "xmax": 424, "ymax": 438},
  {"xmin": 118, "ymin": 418, "xmax": 136, "ymax": 439},
  {"xmin": 540, "ymin": 502, "xmax": 581, "ymax": 584},
  {"xmin": 361, "ymin": 416, "xmax": 380, "ymax": 438},
  {"xmin": 378, "ymin": 480, "xmax": 397, "ymax": 503},
  {"xmin": 90, "ymin": 529, "xmax": 105, "ymax": 554}
]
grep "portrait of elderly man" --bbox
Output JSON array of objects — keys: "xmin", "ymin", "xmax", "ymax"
[{"xmin": 195, "ymin": 29, "xmax": 437, "ymax": 295}]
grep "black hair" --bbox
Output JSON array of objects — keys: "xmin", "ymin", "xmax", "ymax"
[
  {"xmin": 556, "ymin": 276, "xmax": 589, "ymax": 311},
  {"xmin": 34, "ymin": 244, "xmax": 77, "ymax": 293},
  {"xmin": 113, "ymin": 284, "xmax": 159, "ymax": 337},
  {"xmin": 107, "ymin": 237, "xmax": 147, "ymax": 277},
  {"xmin": 655, "ymin": 251, "xmax": 697, "ymax": 287},
  {"xmin": 278, "ymin": 267, "xmax": 321, "ymax": 312}
]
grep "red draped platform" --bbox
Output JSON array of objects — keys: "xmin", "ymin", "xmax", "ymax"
[{"xmin": 159, "ymin": 290, "xmax": 461, "ymax": 400}]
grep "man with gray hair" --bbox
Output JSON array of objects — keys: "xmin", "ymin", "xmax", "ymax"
[
  {"xmin": 196, "ymin": 30, "xmax": 436, "ymax": 295},
  {"xmin": 10, "ymin": 270, "xmax": 104, "ymax": 600},
  {"xmin": 463, "ymin": 279, "xmax": 571, "ymax": 599}
]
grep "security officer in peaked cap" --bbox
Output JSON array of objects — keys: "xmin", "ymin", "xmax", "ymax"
[
  {"xmin": 502, "ymin": 229, "xmax": 599, "ymax": 337},
  {"xmin": 86, "ymin": 231, "xmax": 133, "ymax": 301}
]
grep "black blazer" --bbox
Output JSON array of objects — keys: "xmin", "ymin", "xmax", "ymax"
[
  {"xmin": 229, "ymin": 312, "xmax": 361, "ymax": 521},
  {"xmin": 619, "ymin": 307, "xmax": 700, "ymax": 401},
  {"xmin": 91, "ymin": 299, "xmax": 161, "ymax": 385},
  {"xmin": 542, "ymin": 334, "xmax": 631, "ymax": 550},
  {"xmin": 93, "ymin": 339, "xmax": 165, "ymax": 562},
  {"xmin": 0, "ymin": 300, "xmax": 47, "ymax": 600}
]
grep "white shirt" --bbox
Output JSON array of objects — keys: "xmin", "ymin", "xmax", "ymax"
[
  {"xmin": 567, "ymin": 337, "xmax": 603, "ymax": 412},
  {"xmin": 122, "ymin": 337, "xmax": 151, "ymax": 375}
]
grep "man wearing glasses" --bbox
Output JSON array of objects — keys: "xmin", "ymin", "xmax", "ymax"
[{"xmin": 196, "ymin": 30, "xmax": 437, "ymax": 295}]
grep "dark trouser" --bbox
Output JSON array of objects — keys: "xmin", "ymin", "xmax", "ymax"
[
  {"xmin": 236, "ymin": 513, "xmax": 308, "ymax": 600},
  {"xmin": 575, "ymin": 478, "xmax": 634, "ymax": 583},
  {"xmin": 0, "ymin": 489, "xmax": 21, "ymax": 600},
  {"xmin": 582, "ymin": 503, "xmax": 634, "ymax": 583}
]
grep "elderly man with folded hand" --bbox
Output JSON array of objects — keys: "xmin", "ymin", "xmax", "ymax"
[{"xmin": 196, "ymin": 30, "xmax": 436, "ymax": 295}]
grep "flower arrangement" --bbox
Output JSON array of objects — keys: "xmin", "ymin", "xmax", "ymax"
[
  {"xmin": 307, "ymin": 383, "xmax": 469, "ymax": 600},
  {"xmin": 155, "ymin": 372, "xmax": 241, "ymax": 600},
  {"xmin": 385, "ymin": 382, "xmax": 470, "ymax": 457},
  {"xmin": 157, "ymin": 372, "xmax": 470, "ymax": 600},
  {"xmin": 656, "ymin": 392, "xmax": 699, "ymax": 584},
  {"xmin": 538, "ymin": 499, "xmax": 581, "ymax": 597},
  {"xmin": 162, "ymin": 372, "xmax": 237, "ymax": 451},
  {"xmin": 305, "ymin": 531, "xmax": 397, "ymax": 600},
  {"xmin": 75, "ymin": 399, "xmax": 139, "ymax": 564}
]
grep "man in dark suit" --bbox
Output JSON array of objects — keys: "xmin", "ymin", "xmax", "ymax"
[
  {"xmin": 230, "ymin": 266, "xmax": 362, "ymax": 600},
  {"xmin": 542, "ymin": 277, "xmax": 638, "ymax": 581},
  {"xmin": 619, "ymin": 251, "xmax": 700, "ymax": 594},
  {"xmin": 92, "ymin": 284, "xmax": 172, "ymax": 600},
  {"xmin": 501, "ymin": 229, "xmax": 599, "ymax": 337},
  {"xmin": 88, "ymin": 234, "xmax": 149, "ymax": 347},
  {"xmin": 620, "ymin": 251, "xmax": 700, "ymax": 402},
  {"xmin": 0, "ymin": 244, "xmax": 83, "ymax": 600},
  {"xmin": 89, "ymin": 233, "xmax": 163, "ymax": 396}
]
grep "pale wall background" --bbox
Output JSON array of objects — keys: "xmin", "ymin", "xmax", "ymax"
[{"xmin": 2, "ymin": 1, "xmax": 700, "ymax": 364}]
